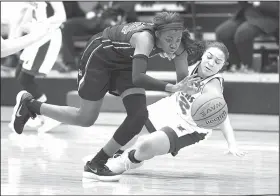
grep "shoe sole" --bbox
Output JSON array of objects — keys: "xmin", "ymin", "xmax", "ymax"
[
  {"xmin": 10, "ymin": 90, "xmax": 29, "ymax": 134},
  {"xmin": 82, "ymin": 171, "xmax": 121, "ymax": 182}
]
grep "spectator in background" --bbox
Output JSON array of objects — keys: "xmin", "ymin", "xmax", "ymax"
[
  {"xmin": 58, "ymin": 1, "xmax": 128, "ymax": 72},
  {"xmin": 62, "ymin": 1, "xmax": 85, "ymax": 19},
  {"xmin": 215, "ymin": 1, "xmax": 279, "ymax": 73}
]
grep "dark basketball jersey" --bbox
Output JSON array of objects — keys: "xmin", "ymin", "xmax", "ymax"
[{"xmin": 101, "ymin": 22, "xmax": 163, "ymax": 61}]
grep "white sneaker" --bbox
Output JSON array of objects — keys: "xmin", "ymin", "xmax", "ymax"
[
  {"xmin": 37, "ymin": 116, "xmax": 62, "ymax": 133},
  {"xmin": 105, "ymin": 150, "xmax": 144, "ymax": 174}
]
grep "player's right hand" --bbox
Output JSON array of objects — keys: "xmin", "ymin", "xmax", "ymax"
[{"xmin": 174, "ymin": 74, "xmax": 202, "ymax": 94}]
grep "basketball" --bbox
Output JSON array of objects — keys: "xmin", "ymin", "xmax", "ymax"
[{"xmin": 191, "ymin": 93, "xmax": 228, "ymax": 129}]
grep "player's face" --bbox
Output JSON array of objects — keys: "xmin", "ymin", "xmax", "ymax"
[
  {"xmin": 156, "ymin": 30, "xmax": 183, "ymax": 54},
  {"xmin": 199, "ymin": 47, "xmax": 225, "ymax": 77}
]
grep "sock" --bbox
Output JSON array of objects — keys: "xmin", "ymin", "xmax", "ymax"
[
  {"xmin": 128, "ymin": 150, "xmax": 142, "ymax": 163},
  {"xmin": 91, "ymin": 148, "xmax": 110, "ymax": 164},
  {"xmin": 26, "ymin": 99, "xmax": 42, "ymax": 115}
]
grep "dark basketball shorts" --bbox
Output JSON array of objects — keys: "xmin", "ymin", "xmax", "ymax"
[{"xmin": 77, "ymin": 33, "xmax": 140, "ymax": 101}]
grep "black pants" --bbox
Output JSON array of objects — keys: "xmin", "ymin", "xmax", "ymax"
[{"xmin": 215, "ymin": 19, "xmax": 264, "ymax": 68}]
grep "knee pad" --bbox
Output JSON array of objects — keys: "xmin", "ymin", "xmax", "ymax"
[
  {"xmin": 129, "ymin": 105, "xmax": 149, "ymax": 136},
  {"xmin": 113, "ymin": 94, "xmax": 149, "ymax": 146}
]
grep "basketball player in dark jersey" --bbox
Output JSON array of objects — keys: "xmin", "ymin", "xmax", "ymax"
[{"xmin": 10, "ymin": 12, "xmax": 201, "ymax": 181}]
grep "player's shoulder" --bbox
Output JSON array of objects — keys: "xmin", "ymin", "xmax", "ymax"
[
  {"xmin": 188, "ymin": 61, "xmax": 200, "ymax": 75},
  {"xmin": 130, "ymin": 30, "xmax": 155, "ymax": 48}
]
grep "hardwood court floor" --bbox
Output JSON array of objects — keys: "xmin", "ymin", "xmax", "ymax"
[{"xmin": 1, "ymin": 112, "xmax": 279, "ymax": 195}]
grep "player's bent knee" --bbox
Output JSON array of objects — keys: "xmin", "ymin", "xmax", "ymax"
[
  {"xmin": 77, "ymin": 118, "xmax": 95, "ymax": 127},
  {"xmin": 75, "ymin": 98, "xmax": 102, "ymax": 127},
  {"xmin": 130, "ymin": 106, "xmax": 148, "ymax": 136},
  {"xmin": 75, "ymin": 111, "xmax": 98, "ymax": 127}
]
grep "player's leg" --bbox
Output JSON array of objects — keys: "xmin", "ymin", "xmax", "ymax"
[
  {"xmin": 117, "ymin": 123, "xmax": 150, "ymax": 154},
  {"xmin": 107, "ymin": 122, "xmax": 211, "ymax": 174},
  {"xmin": 106, "ymin": 70, "xmax": 150, "ymax": 156},
  {"xmin": 31, "ymin": 29, "xmax": 64, "ymax": 132},
  {"xmin": 114, "ymin": 118, "xmax": 154, "ymax": 156},
  {"xmin": 10, "ymin": 34, "xmax": 108, "ymax": 134},
  {"xmin": 106, "ymin": 126, "xmax": 171, "ymax": 174},
  {"xmin": 84, "ymin": 70, "xmax": 149, "ymax": 181},
  {"xmin": 14, "ymin": 34, "xmax": 55, "ymax": 129}
]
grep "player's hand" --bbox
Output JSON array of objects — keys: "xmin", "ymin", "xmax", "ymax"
[
  {"xmin": 225, "ymin": 146, "xmax": 247, "ymax": 157},
  {"xmin": 176, "ymin": 74, "xmax": 202, "ymax": 94}
]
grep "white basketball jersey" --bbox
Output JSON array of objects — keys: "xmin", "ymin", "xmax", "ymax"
[
  {"xmin": 174, "ymin": 61, "xmax": 224, "ymax": 127},
  {"xmin": 148, "ymin": 61, "xmax": 224, "ymax": 133},
  {"xmin": 20, "ymin": 2, "xmax": 54, "ymax": 61},
  {"xmin": 20, "ymin": 2, "xmax": 63, "ymax": 74}
]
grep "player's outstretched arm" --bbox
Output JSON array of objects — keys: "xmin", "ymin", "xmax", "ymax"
[
  {"xmin": 202, "ymin": 79, "xmax": 246, "ymax": 157},
  {"xmin": 1, "ymin": 27, "xmax": 52, "ymax": 58},
  {"xmin": 219, "ymin": 116, "xmax": 247, "ymax": 157}
]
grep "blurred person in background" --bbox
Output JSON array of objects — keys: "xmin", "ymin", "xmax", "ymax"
[
  {"xmin": 9, "ymin": 2, "xmax": 66, "ymax": 132},
  {"xmin": 62, "ymin": 1, "xmax": 85, "ymax": 19},
  {"xmin": 215, "ymin": 1, "xmax": 279, "ymax": 73},
  {"xmin": 58, "ymin": 1, "xmax": 130, "ymax": 72},
  {"xmin": 1, "ymin": 2, "xmax": 58, "ymax": 74}
]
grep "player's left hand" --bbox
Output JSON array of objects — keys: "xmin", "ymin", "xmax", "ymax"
[{"xmin": 225, "ymin": 146, "xmax": 247, "ymax": 157}]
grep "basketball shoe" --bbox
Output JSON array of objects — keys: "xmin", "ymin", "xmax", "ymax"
[
  {"xmin": 10, "ymin": 91, "xmax": 36, "ymax": 134},
  {"xmin": 106, "ymin": 150, "xmax": 144, "ymax": 174},
  {"xmin": 83, "ymin": 160, "xmax": 122, "ymax": 182}
]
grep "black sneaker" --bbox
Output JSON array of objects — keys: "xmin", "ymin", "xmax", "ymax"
[
  {"xmin": 83, "ymin": 161, "xmax": 122, "ymax": 182},
  {"xmin": 10, "ymin": 91, "xmax": 36, "ymax": 134}
]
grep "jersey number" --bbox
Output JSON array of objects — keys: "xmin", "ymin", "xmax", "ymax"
[
  {"xmin": 121, "ymin": 22, "xmax": 145, "ymax": 34},
  {"xmin": 178, "ymin": 95, "xmax": 190, "ymax": 115}
]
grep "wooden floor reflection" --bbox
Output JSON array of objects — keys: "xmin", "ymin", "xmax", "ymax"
[{"xmin": 1, "ymin": 115, "xmax": 279, "ymax": 195}]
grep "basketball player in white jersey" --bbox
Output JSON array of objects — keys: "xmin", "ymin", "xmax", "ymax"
[
  {"xmin": 99, "ymin": 41, "xmax": 247, "ymax": 175},
  {"xmin": 1, "ymin": 2, "xmax": 61, "ymax": 58},
  {"xmin": 10, "ymin": 2, "xmax": 66, "ymax": 131}
]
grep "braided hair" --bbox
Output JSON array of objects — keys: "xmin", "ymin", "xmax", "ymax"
[{"xmin": 181, "ymin": 29, "xmax": 207, "ymax": 65}]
